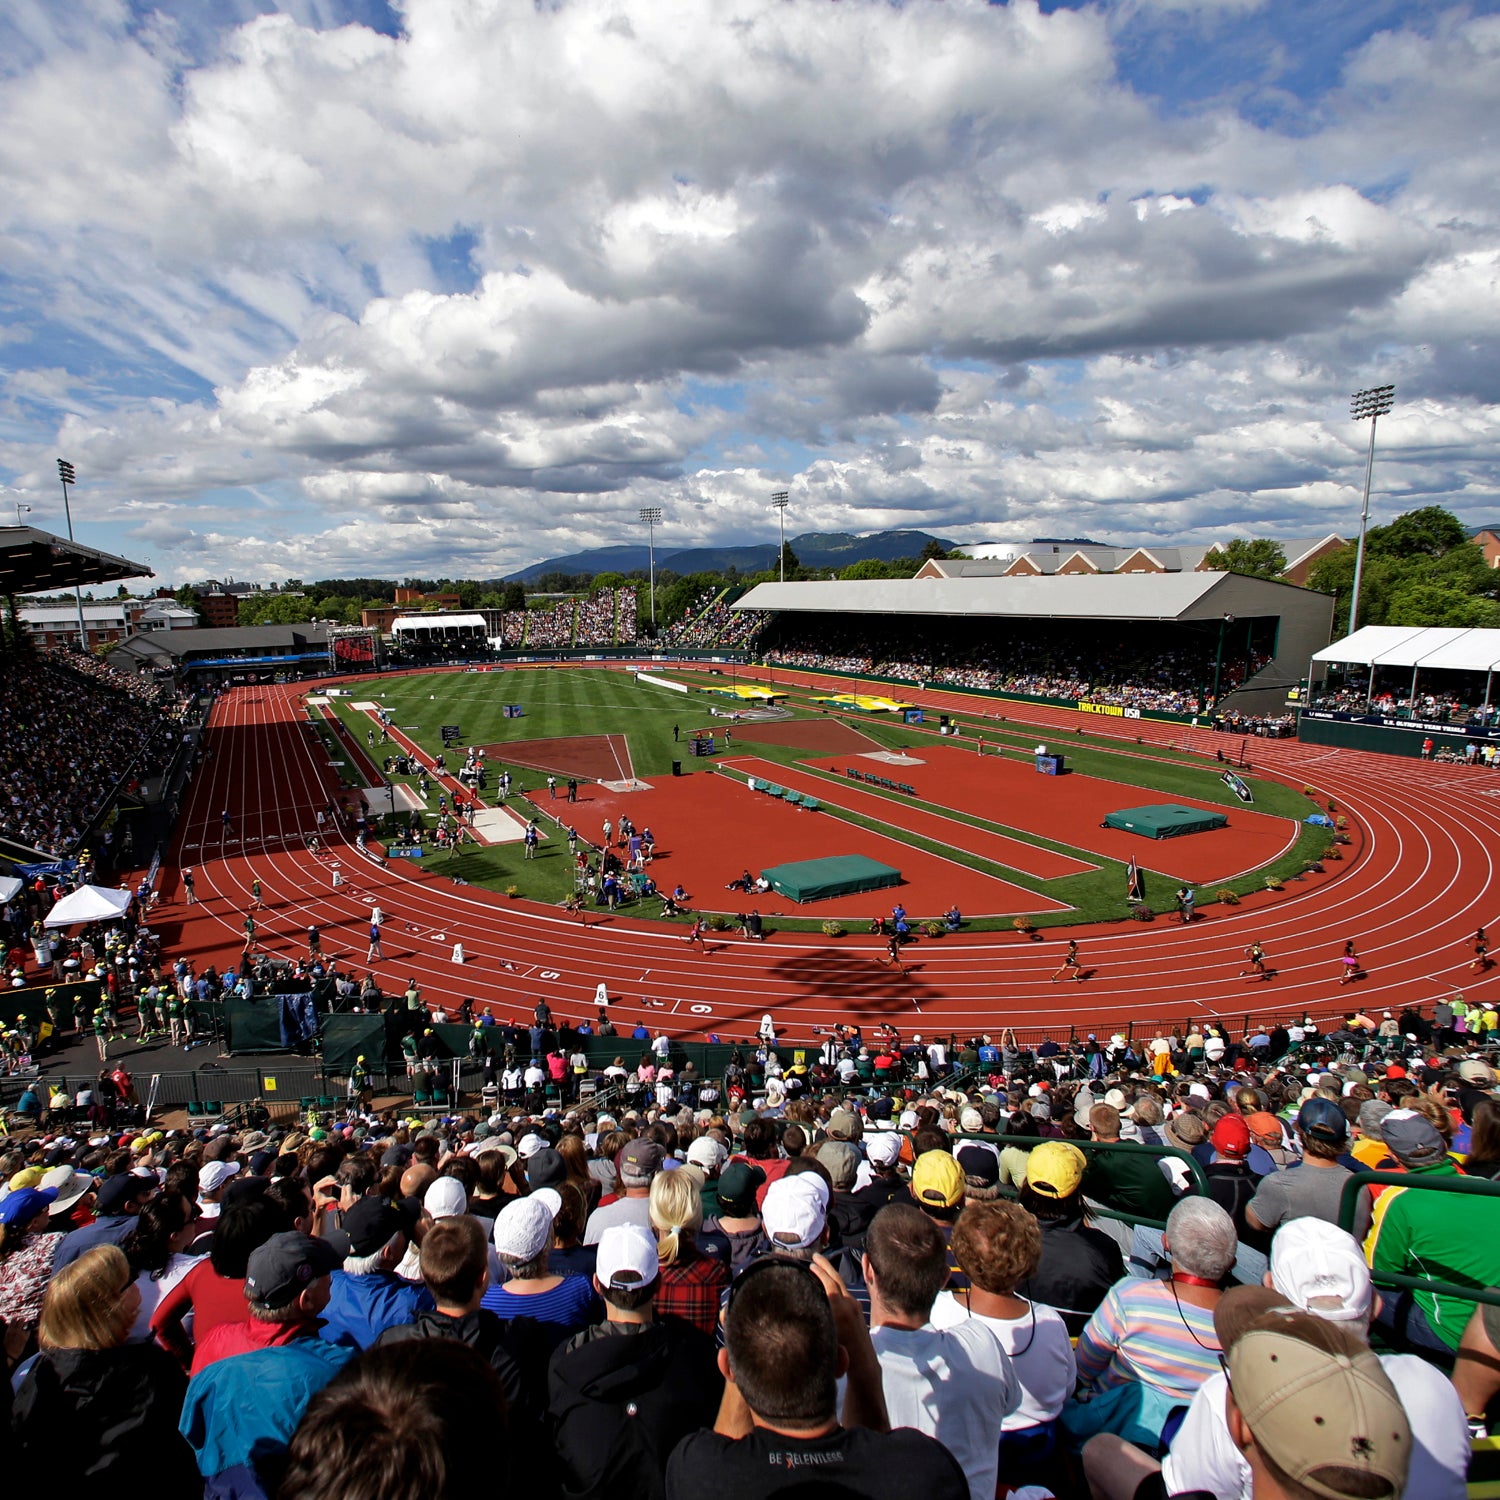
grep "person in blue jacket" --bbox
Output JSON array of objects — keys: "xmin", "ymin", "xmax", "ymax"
[{"xmin": 318, "ymin": 1197, "xmax": 434, "ymax": 1349}]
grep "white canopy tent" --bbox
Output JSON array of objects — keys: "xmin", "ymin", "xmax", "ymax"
[
  {"xmin": 43, "ymin": 883, "xmax": 133, "ymax": 928},
  {"xmin": 0, "ymin": 876, "xmax": 22, "ymax": 903},
  {"xmin": 1313, "ymin": 627, "xmax": 1500, "ymax": 709}
]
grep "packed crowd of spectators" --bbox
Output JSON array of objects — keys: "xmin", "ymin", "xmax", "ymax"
[
  {"xmin": 714, "ymin": 605, "xmax": 768, "ymax": 647},
  {"xmin": 0, "ymin": 649, "xmax": 179, "ymax": 856},
  {"xmin": 1312, "ymin": 684, "xmax": 1497, "ymax": 724},
  {"xmin": 524, "ymin": 599, "xmax": 577, "ymax": 649},
  {"xmin": 2, "ymin": 999, "xmax": 1496, "ymax": 1497},
  {"xmin": 758, "ymin": 619, "xmax": 1274, "ymax": 713},
  {"xmin": 494, "ymin": 610, "xmax": 529, "ymax": 647},
  {"xmin": 656, "ymin": 593, "xmax": 767, "ymax": 650}
]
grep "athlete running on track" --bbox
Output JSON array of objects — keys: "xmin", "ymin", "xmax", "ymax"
[{"xmin": 1051, "ymin": 939, "xmax": 1083, "ymax": 982}]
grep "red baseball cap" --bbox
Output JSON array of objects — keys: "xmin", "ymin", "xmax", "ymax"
[{"xmin": 1211, "ymin": 1115, "xmax": 1252, "ymax": 1159}]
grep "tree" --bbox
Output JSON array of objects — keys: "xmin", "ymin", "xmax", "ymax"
[
  {"xmin": 776, "ymin": 542, "xmax": 800, "ymax": 576},
  {"xmin": 1386, "ymin": 585, "xmax": 1500, "ymax": 629},
  {"xmin": 1204, "ymin": 539, "xmax": 1287, "ymax": 580},
  {"xmin": 1368, "ymin": 506, "xmax": 1468, "ymax": 560},
  {"xmin": 174, "ymin": 584, "xmax": 200, "ymax": 609},
  {"xmin": 840, "ymin": 559, "xmax": 896, "ymax": 580}
]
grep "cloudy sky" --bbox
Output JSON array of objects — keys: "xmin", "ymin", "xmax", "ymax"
[{"xmin": 1, "ymin": 0, "xmax": 1496, "ymax": 586}]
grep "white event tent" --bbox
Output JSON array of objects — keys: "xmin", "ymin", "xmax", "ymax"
[
  {"xmin": 1312, "ymin": 626, "xmax": 1500, "ymax": 709},
  {"xmin": 43, "ymin": 884, "xmax": 133, "ymax": 928}
]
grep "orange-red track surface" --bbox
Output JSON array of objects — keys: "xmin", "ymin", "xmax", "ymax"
[{"xmin": 154, "ymin": 666, "xmax": 1497, "ymax": 1047}]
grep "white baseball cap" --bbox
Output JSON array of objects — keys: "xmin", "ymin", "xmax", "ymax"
[
  {"xmin": 492, "ymin": 1189, "xmax": 561, "ymax": 1260},
  {"xmin": 865, "ymin": 1132, "xmax": 903, "ymax": 1168},
  {"xmin": 685, "ymin": 1136, "xmax": 727, "ymax": 1172},
  {"xmin": 517, "ymin": 1133, "xmax": 547, "ymax": 1160},
  {"xmin": 198, "ymin": 1160, "xmax": 241, "ymax": 1196},
  {"xmin": 762, "ymin": 1173, "xmax": 829, "ymax": 1250},
  {"xmin": 423, "ymin": 1177, "xmax": 469, "ymax": 1220},
  {"xmin": 1269, "ymin": 1218, "xmax": 1374, "ymax": 1324},
  {"xmin": 596, "ymin": 1222, "xmax": 659, "ymax": 1289}
]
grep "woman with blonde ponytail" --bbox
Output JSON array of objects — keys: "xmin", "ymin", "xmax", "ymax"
[{"xmin": 647, "ymin": 1169, "xmax": 727, "ymax": 1335}]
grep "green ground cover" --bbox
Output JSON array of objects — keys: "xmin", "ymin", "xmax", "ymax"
[{"xmin": 321, "ymin": 668, "xmax": 1331, "ymax": 930}]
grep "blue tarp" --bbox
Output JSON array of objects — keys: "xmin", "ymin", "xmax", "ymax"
[{"xmin": 277, "ymin": 993, "xmax": 318, "ymax": 1048}]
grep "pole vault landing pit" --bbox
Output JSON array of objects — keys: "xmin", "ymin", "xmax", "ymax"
[
  {"xmin": 1102, "ymin": 804, "xmax": 1229, "ymax": 839},
  {"xmin": 763, "ymin": 854, "xmax": 903, "ymax": 903}
]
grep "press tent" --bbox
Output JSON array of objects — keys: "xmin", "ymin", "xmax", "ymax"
[
  {"xmin": 761, "ymin": 855, "xmax": 903, "ymax": 903},
  {"xmin": 1102, "ymin": 805, "xmax": 1229, "ymax": 840}
]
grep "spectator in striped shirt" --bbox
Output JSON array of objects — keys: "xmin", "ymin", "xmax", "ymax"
[{"xmin": 1067, "ymin": 1198, "xmax": 1236, "ymax": 1447}]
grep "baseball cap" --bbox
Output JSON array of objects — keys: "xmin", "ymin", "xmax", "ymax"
[
  {"xmin": 423, "ymin": 1177, "xmax": 469, "ymax": 1220},
  {"xmin": 1356, "ymin": 1100, "xmax": 1393, "ymax": 1136},
  {"xmin": 619, "ymin": 1139, "xmax": 665, "ymax": 1185},
  {"xmin": 911, "ymin": 1150, "xmax": 965, "ymax": 1209},
  {"xmin": 1270, "ymin": 1219, "xmax": 1374, "ymax": 1325},
  {"xmin": 956, "ymin": 1143, "xmax": 1000, "ymax": 1189},
  {"xmin": 1246, "ymin": 1111, "xmax": 1284, "ymax": 1143},
  {"xmin": 1227, "ymin": 1313, "xmax": 1409, "ymax": 1500},
  {"xmin": 715, "ymin": 1160, "xmax": 766, "ymax": 1215},
  {"xmin": 685, "ymin": 1136, "xmax": 727, "ymax": 1172},
  {"xmin": 762, "ymin": 1173, "xmax": 829, "ymax": 1250},
  {"xmin": 343, "ymin": 1196, "xmax": 415, "ymax": 1257},
  {"xmin": 1165, "ymin": 1114, "xmax": 1206, "ymax": 1152},
  {"xmin": 1211, "ymin": 1116, "xmax": 1251, "ymax": 1160},
  {"xmin": 517, "ymin": 1133, "xmax": 547, "ymax": 1160},
  {"xmin": 1459, "ymin": 1059, "xmax": 1497, "ymax": 1087},
  {"xmin": 814, "ymin": 1140, "xmax": 859, "ymax": 1191},
  {"xmin": 96, "ymin": 1174, "xmax": 153, "ymax": 1216},
  {"xmin": 244, "ymin": 1231, "xmax": 343, "ymax": 1309},
  {"xmin": 865, "ymin": 1131, "xmax": 903, "ymax": 1168},
  {"xmin": 0, "ymin": 1187, "xmax": 56, "ymax": 1226},
  {"xmin": 526, "ymin": 1147, "xmax": 568, "ymax": 1191},
  {"xmin": 1378, "ymin": 1108, "xmax": 1447, "ymax": 1166},
  {"xmin": 596, "ymin": 1223, "xmax": 659, "ymax": 1289},
  {"xmin": 825, "ymin": 1108, "xmax": 862, "ymax": 1141},
  {"xmin": 1025, "ymin": 1141, "xmax": 1085, "ymax": 1200},
  {"xmin": 199, "ymin": 1160, "xmax": 242, "ymax": 1196},
  {"xmin": 493, "ymin": 1191, "xmax": 561, "ymax": 1260},
  {"xmin": 1297, "ymin": 1097, "xmax": 1348, "ymax": 1146}
]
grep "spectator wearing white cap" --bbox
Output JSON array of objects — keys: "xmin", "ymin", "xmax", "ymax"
[
  {"xmin": 482, "ymin": 1190, "xmax": 599, "ymax": 1347},
  {"xmin": 1151, "ymin": 1220, "xmax": 1468, "ymax": 1500},
  {"xmin": 549, "ymin": 1223, "xmax": 724, "ymax": 1498}
]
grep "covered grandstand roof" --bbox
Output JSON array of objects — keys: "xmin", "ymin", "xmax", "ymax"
[
  {"xmin": 391, "ymin": 612, "xmax": 487, "ymax": 633},
  {"xmin": 0, "ymin": 525, "xmax": 150, "ymax": 594},
  {"xmin": 109, "ymin": 623, "xmax": 331, "ymax": 664},
  {"xmin": 733, "ymin": 572, "xmax": 1308, "ymax": 621},
  {"xmin": 1313, "ymin": 626, "xmax": 1500, "ymax": 672}
]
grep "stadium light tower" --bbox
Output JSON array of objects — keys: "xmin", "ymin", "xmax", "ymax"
[
  {"xmin": 638, "ymin": 506, "xmax": 663, "ymax": 627},
  {"xmin": 57, "ymin": 458, "xmax": 88, "ymax": 652},
  {"xmin": 1347, "ymin": 385, "xmax": 1395, "ymax": 638},
  {"xmin": 770, "ymin": 491, "xmax": 790, "ymax": 583}
]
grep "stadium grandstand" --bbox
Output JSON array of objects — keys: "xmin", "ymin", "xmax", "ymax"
[
  {"xmin": 0, "ymin": 525, "xmax": 182, "ymax": 868},
  {"xmin": 735, "ymin": 571, "xmax": 1333, "ymax": 717}
]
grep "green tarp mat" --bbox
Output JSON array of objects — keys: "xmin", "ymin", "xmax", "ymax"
[
  {"xmin": 1103, "ymin": 804, "xmax": 1229, "ymax": 839},
  {"xmin": 762, "ymin": 854, "xmax": 902, "ymax": 903}
]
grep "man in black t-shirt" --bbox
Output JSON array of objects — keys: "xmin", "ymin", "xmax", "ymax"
[{"xmin": 666, "ymin": 1258, "xmax": 966, "ymax": 1500}]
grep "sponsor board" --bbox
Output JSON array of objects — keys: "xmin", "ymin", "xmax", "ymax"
[{"xmin": 1077, "ymin": 701, "xmax": 1142, "ymax": 720}]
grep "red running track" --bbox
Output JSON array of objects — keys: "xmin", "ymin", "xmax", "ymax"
[{"xmin": 149, "ymin": 668, "xmax": 1499, "ymax": 1047}]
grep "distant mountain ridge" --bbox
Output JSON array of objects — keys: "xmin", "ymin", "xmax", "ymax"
[{"xmin": 508, "ymin": 529, "xmax": 957, "ymax": 582}]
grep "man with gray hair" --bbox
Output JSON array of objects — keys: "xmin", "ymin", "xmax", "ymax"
[
  {"xmin": 1069, "ymin": 1199, "xmax": 1238, "ymax": 1447},
  {"xmin": 319, "ymin": 1196, "xmax": 433, "ymax": 1348}
]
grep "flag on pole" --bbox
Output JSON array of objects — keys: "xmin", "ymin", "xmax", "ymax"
[{"xmin": 1127, "ymin": 855, "xmax": 1145, "ymax": 902}]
